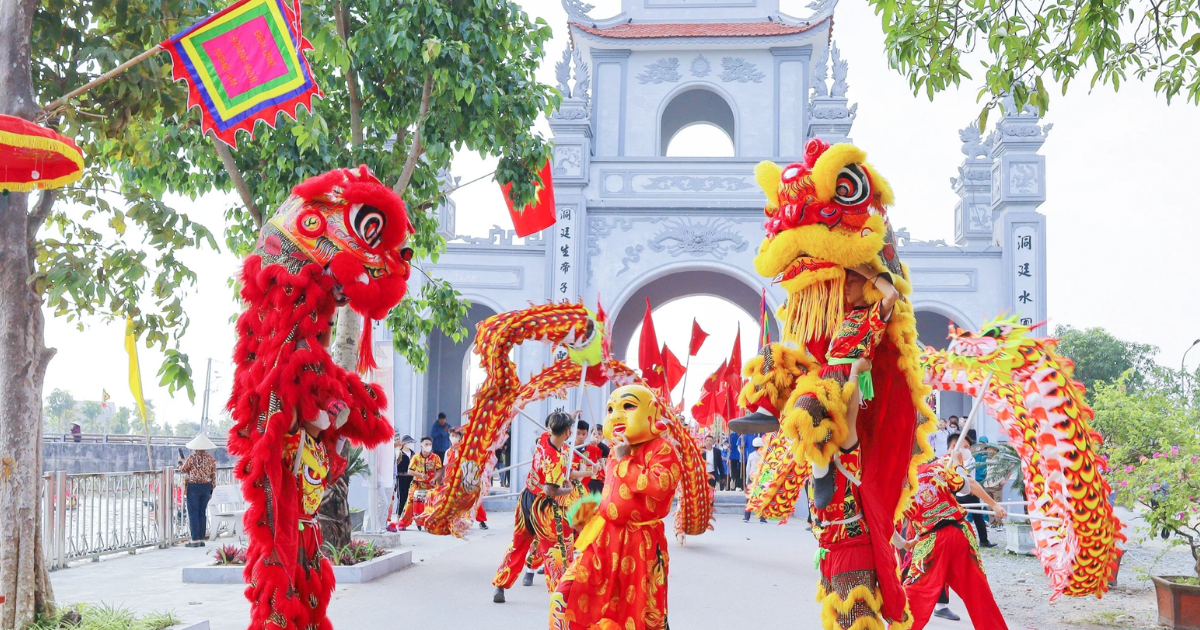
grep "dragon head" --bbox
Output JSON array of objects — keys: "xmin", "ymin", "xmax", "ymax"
[
  {"xmin": 940, "ymin": 315, "xmax": 1041, "ymax": 376},
  {"xmin": 753, "ymin": 139, "xmax": 907, "ymax": 343}
]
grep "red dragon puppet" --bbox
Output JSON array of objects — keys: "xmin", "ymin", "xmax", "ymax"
[
  {"xmin": 736, "ymin": 139, "xmax": 936, "ymax": 630},
  {"xmin": 226, "ymin": 165, "xmax": 412, "ymax": 630}
]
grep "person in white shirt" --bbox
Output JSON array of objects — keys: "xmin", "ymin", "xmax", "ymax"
[{"xmin": 931, "ymin": 418, "xmax": 950, "ymax": 459}]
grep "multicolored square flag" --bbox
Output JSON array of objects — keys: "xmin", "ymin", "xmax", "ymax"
[{"xmin": 163, "ymin": 0, "xmax": 321, "ymax": 147}]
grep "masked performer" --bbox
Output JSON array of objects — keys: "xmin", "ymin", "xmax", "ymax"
[
  {"xmin": 493, "ymin": 411, "xmax": 578, "ymax": 603},
  {"xmin": 736, "ymin": 139, "xmax": 936, "ymax": 630},
  {"xmin": 227, "ymin": 166, "xmax": 412, "ymax": 630},
  {"xmin": 397, "ymin": 436, "xmax": 443, "ymax": 530},
  {"xmin": 549, "ymin": 384, "xmax": 680, "ymax": 630},
  {"xmin": 901, "ymin": 451, "xmax": 1009, "ymax": 630}
]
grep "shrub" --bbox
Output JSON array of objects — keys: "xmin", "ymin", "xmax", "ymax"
[
  {"xmin": 211, "ymin": 544, "xmax": 247, "ymax": 566},
  {"xmin": 1112, "ymin": 443, "xmax": 1200, "ymax": 578},
  {"xmin": 323, "ymin": 539, "xmax": 386, "ymax": 566}
]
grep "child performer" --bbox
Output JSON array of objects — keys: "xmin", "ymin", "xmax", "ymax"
[
  {"xmin": 811, "ymin": 264, "xmax": 899, "ymax": 509},
  {"xmin": 900, "ymin": 449, "xmax": 1010, "ymax": 630}
]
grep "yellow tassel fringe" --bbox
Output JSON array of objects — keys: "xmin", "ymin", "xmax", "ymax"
[
  {"xmin": 780, "ymin": 275, "xmax": 845, "ymax": 345},
  {"xmin": 817, "ymin": 582, "xmax": 886, "ymax": 630}
]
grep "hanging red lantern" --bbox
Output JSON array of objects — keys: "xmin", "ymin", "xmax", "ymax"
[{"xmin": 0, "ymin": 114, "xmax": 84, "ymax": 194}]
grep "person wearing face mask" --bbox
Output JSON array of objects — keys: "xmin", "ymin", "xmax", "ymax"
[
  {"xmin": 396, "ymin": 437, "xmax": 443, "ymax": 530},
  {"xmin": 393, "ymin": 436, "xmax": 416, "ymax": 521}
]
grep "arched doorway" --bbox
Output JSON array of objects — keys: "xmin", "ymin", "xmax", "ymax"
[
  {"xmin": 915, "ymin": 309, "xmax": 987, "ymax": 438},
  {"xmin": 659, "ymin": 86, "xmax": 737, "ymax": 156},
  {"xmin": 610, "ymin": 269, "xmax": 778, "ymax": 367},
  {"xmin": 423, "ymin": 302, "xmax": 498, "ymax": 437}
]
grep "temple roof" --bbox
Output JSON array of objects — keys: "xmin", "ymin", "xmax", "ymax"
[{"xmin": 570, "ymin": 20, "xmax": 820, "ymax": 39}]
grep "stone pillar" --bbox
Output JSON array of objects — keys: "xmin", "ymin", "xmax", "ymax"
[
  {"xmin": 805, "ymin": 42, "xmax": 856, "ymax": 145},
  {"xmin": 591, "ymin": 49, "xmax": 629, "ymax": 157},
  {"xmin": 951, "ymin": 123, "xmax": 994, "ymax": 246},
  {"xmin": 990, "ymin": 96, "xmax": 1052, "ymax": 334},
  {"xmin": 772, "ymin": 46, "xmax": 810, "ymax": 157},
  {"xmin": 547, "ymin": 45, "xmax": 595, "ymax": 420}
]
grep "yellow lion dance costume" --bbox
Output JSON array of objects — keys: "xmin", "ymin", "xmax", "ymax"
[{"xmin": 737, "ymin": 139, "xmax": 935, "ymax": 630}]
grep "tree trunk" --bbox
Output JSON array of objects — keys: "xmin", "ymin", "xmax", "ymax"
[
  {"xmin": 317, "ymin": 306, "xmax": 363, "ymax": 549},
  {"xmin": 0, "ymin": 0, "xmax": 59, "ymax": 626}
]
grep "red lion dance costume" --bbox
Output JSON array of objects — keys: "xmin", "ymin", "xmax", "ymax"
[
  {"xmin": 227, "ymin": 166, "xmax": 412, "ymax": 630},
  {"xmin": 737, "ymin": 139, "xmax": 936, "ymax": 630}
]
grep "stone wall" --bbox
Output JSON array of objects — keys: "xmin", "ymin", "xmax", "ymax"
[{"xmin": 43, "ymin": 442, "xmax": 236, "ymax": 474}]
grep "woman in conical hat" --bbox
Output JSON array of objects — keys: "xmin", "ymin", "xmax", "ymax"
[{"xmin": 179, "ymin": 433, "xmax": 219, "ymax": 547}]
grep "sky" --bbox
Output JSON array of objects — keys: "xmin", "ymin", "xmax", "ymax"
[{"xmin": 40, "ymin": 0, "xmax": 1200, "ymax": 429}]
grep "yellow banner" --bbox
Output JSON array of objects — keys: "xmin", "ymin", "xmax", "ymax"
[{"xmin": 124, "ymin": 317, "xmax": 149, "ymax": 428}]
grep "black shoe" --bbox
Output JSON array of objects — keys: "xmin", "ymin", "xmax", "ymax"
[
  {"xmin": 522, "ymin": 572, "xmax": 535, "ymax": 587},
  {"xmin": 759, "ymin": 517, "xmax": 767, "ymax": 523},
  {"xmin": 479, "ymin": 522, "xmax": 488, "ymax": 530},
  {"xmin": 537, "ymin": 568, "xmax": 545, "ymax": 575},
  {"xmin": 933, "ymin": 608, "xmax": 961, "ymax": 621},
  {"xmin": 813, "ymin": 471, "xmax": 836, "ymax": 510},
  {"xmin": 185, "ymin": 541, "xmax": 202, "ymax": 548},
  {"xmin": 493, "ymin": 587, "xmax": 505, "ymax": 603},
  {"xmin": 980, "ymin": 541, "xmax": 997, "ymax": 548}
]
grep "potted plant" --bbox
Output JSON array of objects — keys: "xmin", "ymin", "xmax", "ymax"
[
  {"xmin": 981, "ymin": 444, "xmax": 1035, "ymax": 555},
  {"xmin": 1114, "ymin": 444, "xmax": 1200, "ymax": 629}
]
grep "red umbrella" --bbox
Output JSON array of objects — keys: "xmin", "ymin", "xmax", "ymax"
[{"xmin": 0, "ymin": 114, "xmax": 84, "ymax": 193}]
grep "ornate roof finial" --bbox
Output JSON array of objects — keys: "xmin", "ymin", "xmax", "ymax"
[
  {"xmin": 572, "ymin": 48, "xmax": 590, "ymax": 105},
  {"xmin": 562, "ymin": 0, "xmax": 594, "ymax": 21},
  {"xmin": 811, "ymin": 46, "xmax": 829, "ymax": 99},
  {"xmin": 555, "ymin": 47, "xmax": 572, "ymax": 96},
  {"xmin": 830, "ymin": 42, "xmax": 849, "ymax": 98}
]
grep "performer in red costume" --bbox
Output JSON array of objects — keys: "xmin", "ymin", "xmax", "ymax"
[
  {"xmin": 901, "ymin": 452, "xmax": 1009, "ymax": 630},
  {"xmin": 549, "ymin": 384, "xmax": 681, "ymax": 630},
  {"xmin": 735, "ymin": 140, "xmax": 939, "ymax": 630},
  {"xmin": 398, "ymin": 437, "xmax": 443, "ymax": 530},
  {"xmin": 227, "ymin": 166, "xmax": 411, "ymax": 630},
  {"xmin": 493, "ymin": 412, "xmax": 578, "ymax": 603}
]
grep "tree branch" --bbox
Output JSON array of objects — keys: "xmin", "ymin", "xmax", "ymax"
[
  {"xmin": 26, "ymin": 189, "xmax": 56, "ymax": 248},
  {"xmin": 335, "ymin": 2, "xmax": 364, "ymax": 147},
  {"xmin": 208, "ymin": 131, "xmax": 262, "ymax": 227},
  {"xmin": 394, "ymin": 74, "xmax": 433, "ymax": 197}
]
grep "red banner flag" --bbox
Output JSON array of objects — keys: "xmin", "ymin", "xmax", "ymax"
[
  {"xmin": 688, "ymin": 319, "xmax": 709, "ymax": 356},
  {"xmin": 690, "ymin": 361, "xmax": 726, "ymax": 427},
  {"xmin": 662, "ymin": 344, "xmax": 686, "ymax": 393},
  {"xmin": 638, "ymin": 298, "xmax": 665, "ymax": 391},
  {"xmin": 501, "ymin": 159, "xmax": 556, "ymax": 238},
  {"xmin": 725, "ymin": 325, "xmax": 745, "ymax": 421}
]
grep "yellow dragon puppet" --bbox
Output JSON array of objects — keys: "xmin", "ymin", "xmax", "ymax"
[
  {"xmin": 736, "ymin": 138, "xmax": 935, "ymax": 630},
  {"xmin": 921, "ymin": 316, "xmax": 1124, "ymax": 599}
]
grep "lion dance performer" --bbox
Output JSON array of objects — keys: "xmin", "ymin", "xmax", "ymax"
[
  {"xmin": 396, "ymin": 436, "xmax": 442, "ymax": 530},
  {"xmin": 549, "ymin": 384, "xmax": 682, "ymax": 630},
  {"xmin": 901, "ymin": 451, "xmax": 1009, "ymax": 630},
  {"xmin": 227, "ymin": 165, "xmax": 412, "ymax": 630},
  {"xmin": 736, "ymin": 139, "xmax": 936, "ymax": 630},
  {"xmin": 492, "ymin": 410, "xmax": 581, "ymax": 601}
]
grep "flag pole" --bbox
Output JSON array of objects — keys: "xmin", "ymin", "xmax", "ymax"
[
  {"xmin": 41, "ymin": 44, "xmax": 164, "ymax": 117},
  {"xmin": 679, "ymin": 352, "xmax": 692, "ymax": 412}
]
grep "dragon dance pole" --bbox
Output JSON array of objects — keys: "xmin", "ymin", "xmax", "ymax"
[
  {"xmin": 562, "ymin": 361, "xmax": 589, "ymax": 477},
  {"xmin": 952, "ymin": 370, "xmax": 994, "ymax": 454}
]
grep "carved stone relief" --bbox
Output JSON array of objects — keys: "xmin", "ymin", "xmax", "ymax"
[
  {"xmin": 638, "ymin": 58, "xmax": 681, "ymax": 84},
  {"xmin": 719, "ymin": 57, "xmax": 764, "ymax": 83}
]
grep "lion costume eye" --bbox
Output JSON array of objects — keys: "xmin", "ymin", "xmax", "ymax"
[
  {"xmin": 347, "ymin": 203, "xmax": 386, "ymax": 250},
  {"xmin": 834, "ymin": 164, "xmax": 870, "ymax": 206}
]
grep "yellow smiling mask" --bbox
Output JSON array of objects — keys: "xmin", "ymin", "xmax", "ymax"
[{"xmin": 603, "ymin": 384, "xmax": 667, "ymax": 446}]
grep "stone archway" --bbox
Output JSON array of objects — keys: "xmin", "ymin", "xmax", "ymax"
[
  {"xmin": 658, "ymin": 85, "xmax": 737, "ymax": 156},
  {"xmin": 609, "ymin": 268, "xmax": 779, "ymax": 363},
  {"xmin": 423, "ymin": 302, "xmax": 498, "ymax": 435}
]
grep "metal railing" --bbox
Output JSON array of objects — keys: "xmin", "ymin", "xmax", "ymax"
[
  {"xmin": 42, "ymin": 467, "xmax": 236, "ymax": 570},
  {"xmin": 43, "ymin": 432, "xmax": 228, "ymax": 446}
]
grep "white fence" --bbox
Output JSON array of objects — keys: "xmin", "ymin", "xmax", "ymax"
[
  {"xmin": 41, "ymin": 467, "xmax": 236, "ymax": 569},
  {"xmin": 43, "ymin": 432, "xmax": 228, "ymax": 447}
]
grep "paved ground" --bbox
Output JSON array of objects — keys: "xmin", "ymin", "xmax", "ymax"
[{"xmin": 53, "ymin": 511, "xmax": 1124, "ymax": 630}]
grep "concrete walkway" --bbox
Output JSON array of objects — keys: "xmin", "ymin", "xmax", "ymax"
[{"xmin": 52, "ymin": 513, "xmax": 977, "ymax": 629}]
